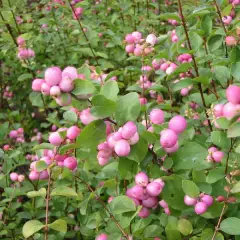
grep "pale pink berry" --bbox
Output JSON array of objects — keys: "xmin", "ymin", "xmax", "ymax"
[
  {"xmin": 98, "ymin": 142, "xmax": 110, "ymax": 151},
  {"xmin": 39, "ymin": 170, "xmax": 49, "ymax": 180},
  {"xmin": 3, "ymin": 145, "xmax": 10, "ymax": 151},
  {"xmin": 146, "ymin": 182, "xmax": 162, "ymax": 196},
  {"xmin": 159, "ymin": 200, "xmax": 168, "ymax": 208},
  {"xmin": 168, "ymin": 115, "xmax": 187, "ymax": 134},
  {"xmin": 114, "ymin": 139, "xmax": 130, "ymax": 156},
  {"xmin": 41, "ymin": 82, "xmax": 51, "ymax": 95},
  {"xmin": 29, "ymin": 171, "xmax": 40, "ymax": 181},
  {"xmin": 97, "ymin": 150, "xmax": 112, "ymax": 158},
  {"xmin": 48, "ymin": 132, "xmax": 63, "ymax": 146},
  {"xmin": 180, "ymin": 88, "xmax": 189, "ymax": 96},
  {"xmin": 146, "ymin": 34, "xmax": 157, "ymax": 45},
  {"xmin": 64, "ymin": 157, "xmax": 77, "ymax": 170},
  {"xmin": 62, "ymin": 66, "xmax": 78, "ymax": 80},
  {"xmin": 17, "ymin": 36, "xmax": 25, "ymax": 45},
  {"xmin": 138, "ymin": 207, "xmax": 150, "ymax": 218},
  {"xmin": 50, "ymin": 86, "xmax": 61, "ymax": 97},
  {"xmin": 160, "ymin": 129, "xmax": 178, "ymax": 148},
  {"xmin": 134, "ymin": 47, "xmax": 142, "ymax": 56},
  {"xmin": 96, "ymin": 233, "xmax": 108, "ymax": 240},
  {"xmin": 226, "ymin": 85, "xmax": 240, "ymax": 104},
  {"xmin": 226, "ymin": 36, "xmax": 237, "ymax": 46},
  {"xmin": 9, "ymin": 130, "xmax": 18, "ymax": 138},
  {"xmin": 222, "ymin": 16, "xmax": 232, "ymax": 25},
  {"xmin": 201, "ymin": 194, "xmax": 214, "ymax": 207},
  {"xmin": 153, "ymin": 178, "xmax": 165, "ymax": 188},
  {"xmin": 212, "ymin": 151, "xmax": 224, "ymax": 163},
  {"xmin": 32, "ymin": 79, "xmax": 45, "ymax": 92},
  {"xmin": 129, "ymin": 197, "xmax": 141, "ymax": 206},
  {"xmin": 150, "ymin": 109, "xmax": 164, "ymax": 124},
  {"xmin": 164, "ymin": 141, "xmax": 179, "ymax": 153},
  {"xmin": 130, "ymin": 185, "xmax": 145, "ymax": 200},
  {"xmin": 128, "ymin": 132, "xmax": 139, "ymax": 145},
  {"xmin": 108, "ymin": 196, "xmax": 114, "ymax": 203},
  {"xmin": 125, "ymin": 34, "xmax": 135, "ymax": 44},
  {"xmin": 125, "ymin": 44, "xmax": 135, "ymax": 53},
  {"xmin": 112, "ymin": 132, "xmax": 123, "ymax": 141},
  {"xmin": 18, "ymin": 175, "xmax": 25, "ymax": 182},
  {"xmin": 184, "ymin": 195, "xmax": 197, "ymax": 206},
  {"xmin": 142, "ymin": 197, "xmax": 158, "ymax": 208},
  {"xmin": 208, "ymin": 146, "xmax": 218, "ymax": 153},
  {"xmin": 107, "ymin": 134, "xmax": 118, "ymax": 149},
  {"xmin": 67, "ymin": 126, "xmax": 81, "ymax": 140},
  {"xmin": 214, "ymin": 104, "xmax": 224, "ymax": 117},
  {"xmin": 135, "ymin": 172, "xmax": 149, "ymax": 187},
  {"xmin": 44, "ymin": 66, "xmax": 62, "ymax": 86},
  {"xmin": 194, "ymin": 201, "xmax": 208, "ymax": 214},
  {"xmin": 80, "ymin": 108, "xmax": 97, "ymax": 125},
  {"xmin": 223, "ymin": 102, "xmax": 237, "ymax": 119},
  {"xmin": 59, "ymin": 77, "xmax": 74, "ymax": 92},
  {"xmin": 10, "ymin": 172, "xmax": 19, "ymax": 181},
  {"xmin": 121, "ymin": 122, "xmax": 137, "ymax": 139},
  {"xmin": 164, "ymin": 207, "xmax": 171, "ymax": 215},
  {"xmin": 97, "ymin": 156, "xmax": 110, "ymax": 166},
  {"xmin": 132, "ymin": 31, "xmax": 142, "ymax": 42}
]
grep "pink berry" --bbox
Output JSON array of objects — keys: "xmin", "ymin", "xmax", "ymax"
[
  {"xmin": 17, "ymin": 36, "xmax": 25, "ymax": 45},
  {"xmin": 214, "ymin": 104, "xmax": 224, "ymax": 117},
  {"xmin": 223, "ymin": 102, "xmax": 237, "ymax": 119},
  {"xmin": 66, "ymin": 126, "xmax": 81, "ymax": 140},
  {"xmin": 97, "ymin": 156, "xmax": 110, "ymax": 166},
  {"xmin": 9, "ymin": 130, "xmax": 18, "ymax": 138},
  {"xmin": 48, "ymin": 132, "xmax": 63, "ymax": 146},
  {"xmin": 41, "ymin": 82, "xmax": 51, "ymax": 95},
  {"xmin": 184, "ymin": 195, "xmax": 197, "ymax": 206},
  {"xmin": 146, "ymin": 34, "xmax": 157, "ymax": 45},
  {"xmin": 64, "ymin": 157, "xmax": 77, "ymax": 170},
  {"xmin": 96, "ymin": 233, "xmax": 108, "ymax": 240},
  {"xmin": 146, "ymin": 182, "xmax": 162, "ymax": 197},
  {"xmin": 121, "ymin": 121, "xmax": 137, "ymax": 139},
  {"xmin": 226, "ymin": 36, "xmax": 237, "ymax": 46},
  {"xmin": 108, "ymin": 196, "xmax": 114, "ymax": 203},
  {"xmin": 125, "ymin": 34, "xmax": 135, "ymax": 44},
  {"xmin": 138, "ymin": 207, "xmax": 150, "ymax": 218},
  {"xmin": 114, "ymin": 140, "xmax": 131, "ymax": 157},
  {"xmin": 226, "ymin": 85, "xmax": 240, "ymax": 104},
  {"xmin": 164, "ymin": 141, "xmax": 179, "ymax": 153},
  {"xmin": 201, "ymin": 194, "xmax": 214, "ymax": 207},
  {"xmin": 180, "ymin": 88, "xmax": 189, "ymax": 96},
  {"xmin": 44, "ymin": 66, "xmax": 62, "ymax": 86},
  {"xmin": 80, "ymin": 108, "xmax": 97, "ymax": 125},
  {"xmin": 150, "ymin": 109, "xmax": 164, "ymax": 124},
  {"xmin": 128, "ymin": 132, "xmax": 139, "ymax": 145},
  {"xmin": 10, "ymin": 172, "xmax": 19, "ymax": 181},
  {"xmin": 32, "ymin": 79, "xmax": 45, "ymax": 92},
  {"xmin": 62, "ymin": 66, "xmax": 78, "ymax": 80},
  {"xmin": 194, "ymin": 201, "xmax": 208, "ymax": 215},
  {"xmin": 130, "ymin": 185, "xmax": 145, "ymax": 200},
  {"xmin": 168, "ymin": 115, "xmax": 187, "ymax": 134},
  {"xmin": 160, "ymin": 129, "xmax": 178, "ymax": 148},
  {"xmin": 29, "ymin": 171, "xmax": 40, "ymax": 181},
  {"xmin": 18, "ymin": 175, "xmax": 25, "ymax": 182},
  {"xmin": 59, "ymin": 77, "xmax": 74, "ymax": 92},
  {"xmin": 125, "ymin": 44, "xmax": 135, "ymax": 53},
  {"xmin": 164, "ymin": 207, "xmax": 171, "ymax": 215},
  {"xmin": 135, "ymin": 172, "xmax": 149, "ymax": 187},
  {"xmin": 153, "ymin": 178, "xmax": 165, "ymax": 188},
  {"xmin": 216, "ymin": 196, "xmax": 225, "ymax": 202},
  {"xmin": 142, "ymin": 197, "xmax": 158, "ymax": 208},
  {"xmin": 3, "ymin": 145, "xmax": 10, "ymax": 151},
  {"xmin": 159, "ymin": 200, "xmax": 168, "ymax": 208},
  {"xmin": 212, "ymin": 151, "xmax": 224, "ymax": 163},
  {"xmin": 50, "ymin": 86, "xmax": 61, "ymax": 97}
]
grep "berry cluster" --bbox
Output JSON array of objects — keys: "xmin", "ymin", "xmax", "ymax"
[
  {"xmin": 9, "ymin": 128, "xmax": 25, "ymax": 143},
  {"xmin": 17, "ymin": 36, "xmax": 35, "ymax": 60},
  {"xmin": 207, "ymin": 147, "xmax": 224, "ymax": 163}
]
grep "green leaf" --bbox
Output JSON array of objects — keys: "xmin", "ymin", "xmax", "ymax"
[
  {"xmin": 214, "ymin": 66, "xmax": 230, "ymax": 84},
  {"xmin": 127, "ymin": 138, "xmax": 148, "ymax": 163},
  {"xmin": 109, "ymin": 196, "xmax": 136, "ymax": 214},
  {"xmin": 48, "ymin": 219, "xmax": 67, "ymax": 233},
  {"xmin": 76, "ymin": 120, "xmax": 106, "ymax": 148},
  {"xmin": 220, "ymin": 217, "xmax": 240, "ymax": 235},
  {"xmin": 177, "ymin": 219, "xmax": 193, "ymax": 236},
  {"xmin": 189, "ymin": 32, "xmax": 203, "ymax": 51},
  {"xmin": 63, "ymin": 110, "xmax": 77, "ymax": 123},
  {"xmin": 201, "ymin": 15, "xmax": 212, "ymax": 36},
  {"xmin": 35, "ymin": 161, "xmax": 48, "ymax": 172},
  {"xmin": 158, "ymin": 13, "xmax": 181, "ymax": 21},
  {"xmin": 172, "ymin": 142, "xmax": 209, "ymax": 170},
  {"xmin": 215, "ymin": 117, "xmax": 229, "ymax": 129},
  {"xmin": 173, "ymin": 78, "xmax": 193, "ymax": 91},
  {"xmin": 115, "ymin": 92, "xmax": 141, "ymax": 125},
  {"xmin": 211, "ymin": 131, "xmax": 231, "ymax": 149},
  {"xmin": 208, "ymin": 35, "xmax": 224, "ymax": 52},
  {"xmin": 167, "ymin": 63, "xmax": 192, "ymax": 80},
  {"xmin": 235, "ymin": 144, "xmax": 240, "ymax": 153},
  {"xmin": 230, "ymin": 181, "xmax": 240, "ymax": 193},
  {"xmin": 194, "ymin": 76, "xmax": 210, "ymax": 85},
  {"xmin": 91, "ymin": 94, "xmax": 116, "ymax": 118},
  {"xmin": 27, "ymin": 188, "xmax": 46, "ymax": 198},
  {"xmin": 206, "ymin": 168, "xmax": 225, "ymax": 183},
  {"xmin": 231, "ymin": 62, "xmax": 240, "ymax": 81},
  {"xmin": 100, "ymin": 80, "xmax": 119, "ymax": 101},
  {"xmin": 182, "ymin": 180, "xmax": 200, "ymax": 198},
  {"xmin": 29, "ymin": 92, "xmax": 44, "ymax": 107},
  {"xmin": 72, "ymin": 79, "xmax": 95, "ymax": 96},
  {"xmin": 0, "ymin": 122, "xmax": 9, "ymax": 141},
  {"xmin": 22, "ymin": 220, "xmax": 45, "ymax": 238},
  {"xmin": 33, "ymin": 143, "xmax": 54, "ymax": 151},
  {"xmin": 51, "ymin": 186, "xmax": 78, "ymax": 197},
  {"xmin": 227, "ymin": 122, "xmax": 240, "ymax": 138},
  {"xmin": 17, "ymin": 73, "xmax": 32, "ymax": 82},
  {"xmin": 143, "ymin": 225, "xmax": 163, "ymax": 237}
]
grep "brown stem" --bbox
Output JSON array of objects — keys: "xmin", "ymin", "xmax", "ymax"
[
  {"xmin": 74, "ymin": 175, "xmax": 130, "ymax": 239},
  {"xmin": 224, "ymin": 139, "xmax": 235, "ymax": 175},
  {"xmin": 116, "ymin": 0, "xmax": 125, "ymax": 26},
  {"xmin": 103, "ymin": 117, "xmax": 117, "ymax": 125},
  {"xmin": 146, "ymin": 0, "xmax": 149, "ymax": 19},
  {"xmin": 67, "ymin": 0, "xmax": 100, "ymax": 66},
  {"xmin": 177, "ymin": 0, "xmax": 212, "ymax": 132},
  {"xmin": 141, "ymin": 57, "xmax": 148, "ymax": 129},
  {"xmin": 44, "ymin": 171, "xmax": 51, "ymax": 240}
]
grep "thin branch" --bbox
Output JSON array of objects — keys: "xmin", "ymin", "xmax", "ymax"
[
  {"xmin": 7, "ymin": 0, "xmax": 21, "ymax": 34},
  {"xmin": 74, "ymin": 175, "xmax": 130, "ymax": 239},
  {"xmin": 177, "ymin": 0, "xmax": 212, "ymax": 132},
  {"xmin": 44, "ymin": 171, "xmax": 51, "ymax": 240}
]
